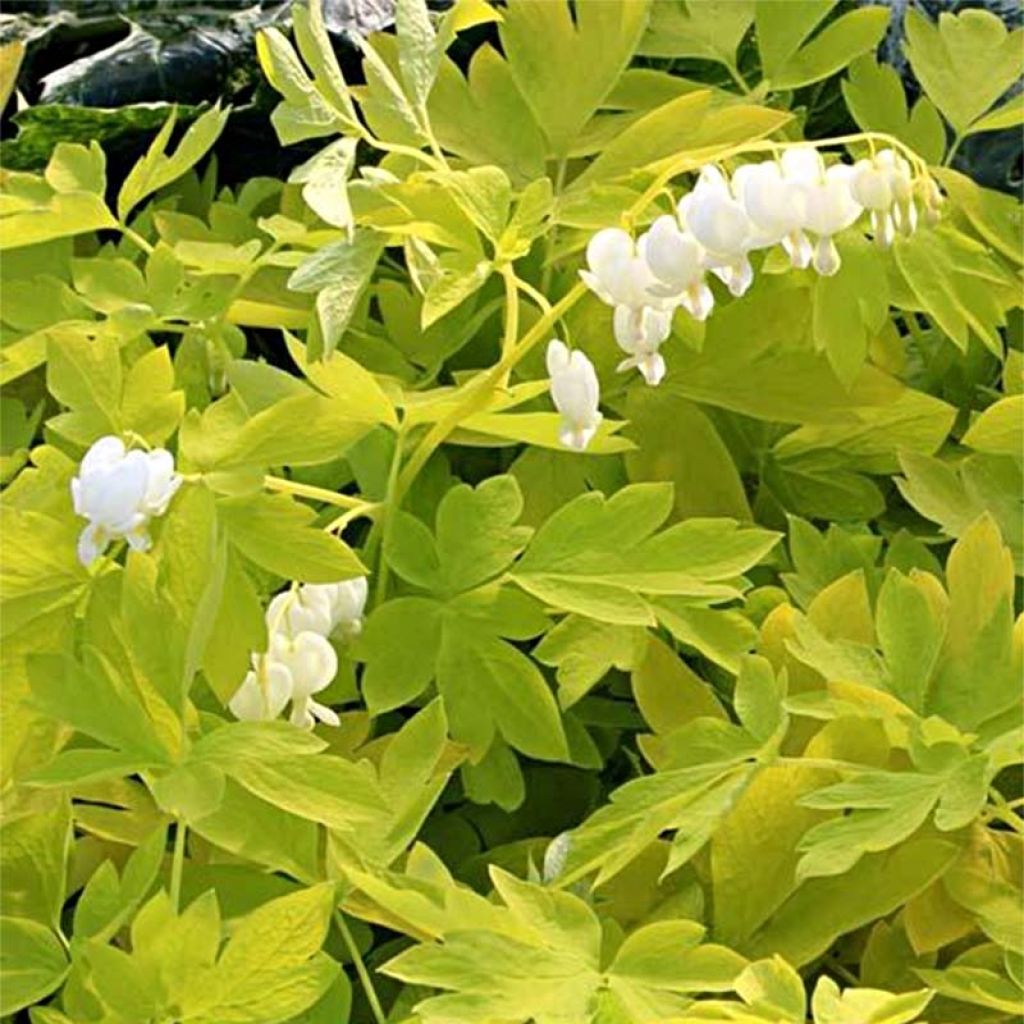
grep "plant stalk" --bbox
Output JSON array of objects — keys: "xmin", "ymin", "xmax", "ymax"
[{"xmin": 334, "ymin": 910, "xmax": 387, "ymax": 1024}]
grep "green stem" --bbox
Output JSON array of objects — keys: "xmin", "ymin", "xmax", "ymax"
[
  {"xmin": 360, "ymin": 129, "xmax": 445, "ymax": 171},
  {"xmin": 421, "ymin": 109, "xmax": 450, "ymax": 170},
  {"xmin": 119, "ymin": 224, "xmax": 155, "ymax": 255},
  {"xmin": 497, "ymin": 267, "xmax": 520, "ymax": 388},
  {"xmin": 326, "ymin": 502, "xmax": 381, "ymax": 534},
  {"xmin": 943, "ymin": 132, "xmax": 964, "ymax": 167},
  {"xmin": 830, "ymin": 962, "xmax": 860, "ymax": 986},
  {"xmin": 392, "ymin": 280, "xmax": 587, "ymax": 505},
  {"xmin": 625, "ymin": 130, "xmax": 929, "ymax": 230},
  {"xmin": 722, "ymin": 60, "xmax": 752, "ymax": 95},
  {"xmin": 540, "ymin": 157, "xmax": 569, "ymax": 294},
  {"xmin": 514, "ymin": 275, "xmax": 554, "ymax": 316},
  {"xmin": 367, "ymin": 426, "xmax": 406, "ymax": 607},
  {"xmin": 170, "ymin": 819, "xmax": 187, "ymax": 913},
  {"xmin": 987, "ymin": 788, "xmax": 1024, "ymax": 835},
  {"xmin": 264, "ymin": 475, "xmax": 368, "ymax": 509},
  {"xmin": 334, "ymin": 910, "xmax": 387, "ymax": 1024}
]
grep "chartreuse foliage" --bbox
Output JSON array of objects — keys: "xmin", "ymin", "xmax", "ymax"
[{"xmin": 0, "ymin": 1, "xmax": 1021, "ymax": 1023}]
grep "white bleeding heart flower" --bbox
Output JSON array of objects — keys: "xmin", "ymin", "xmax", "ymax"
[
  {"xmin": 268, "ymin": 630, "xmax": 337, "ymax": 691},
  {"xmin": 320, "ymin": 576, "xmax": 369, "ymax": 637},
  {"xmin": 678, "ymin": 165, "xmax": 757, "ymax": 297},
  {"xmin": 851, "ymin": 148, "xmax": 916, "ymax": 246},
  {"xmin": 267, "ymin": 577, "xmax": 369, "ymax": 641},
  {"xmin": 71, "ymin": 436, "xmax": 182, "ymax": 567},
  {"xmin": 237, "ymin": 575, "xmax": 367, "ymax": 730},
  {"xmin": 612, "ymin": 305, "xmax": 672, "ymax": 386},
  {"xmin": 268, "ymin": 630, "xmax": 340, "ymax": 730},
  {"xmin": 580, "ymin": 227, "xmax": 668, "ymax": 311},
  {"xmin": 228, "ymin": 657, "xmax": 292, "ymax": 722},
  {"xmin": 547, "ymin": 340, "xmax": 602, "ymax": 451},
  {"xmin": 878, "ymin": 149, "xmax": 917, "ymax": 238},
  {"xmin": 266, "ymin": 587, "xmax": 336, "ymax": 638},
  {"xmin": 643, "ymin": 215, "xmax": 715, "ymax": 321},
  {"xmin": 781, "ymin": 149, "xmax": 862, "ymax": 276},
  {"xmin": 732, "ymin": 159, "xmax": 813, "ymax": 269},
  {"xmin": 850, "ymin": 156, "xmax": 894, "ymax": 210}
]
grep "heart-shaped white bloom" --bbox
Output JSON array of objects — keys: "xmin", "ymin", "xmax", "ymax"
[
  {"xmin": 318, "ymin": 577, "xmax": 369, "ymax": 636},
  {"xmin": 71, "ymin": 436, "xmax": 183, "ymax": 566},
  {"xmin": 732, "ymin": 160, "xmax": 813, "ymax": 268},
  {"xmin": 269, "ymin": 630, "xmax": 337, "ymax": 694},
  {"xmin": 850, "ymin": 158, "xmax": 894, "ymax": 210},
  {"xmin": 678, "ymin": 165, "xmax": 758, "ymax": 297},
  {"xmin": 268, "ymin": 630, "xmax": 340, "ymax": 730},
  {"xmin": 266, "ymin": 587, "xmax": 335, "ymax": 638},
  {"xmin": 580, "ymin": 227, "xmax": 669, "ymax": 311},
  {"xmin": 613, "ymin": 306, "xmax": 672, "ymax": 386},
  {"xmin": 236, "ymin": 576, "xmax": 366, "ymax": 730},
  {"xmin": 779, "ymin": 150, "xmax": 862, "ymax": 276},
  {"xmin": 643, "ymin": 215, "xmax": 714, "ymax": 321},
  {"xmin": 680, "ymin": 166, "xmax": 750, "ymax": 253},
  {"xmin": 267, "ymin": 576, "xmax": 369, "ymax": 641},
  {"xmin": 547, "ymin": 340, "xmax": 602, "ymax": 451},
  {"xmin": 732, "ymin": 160, "xmax": 807, "ymax": 238},
  {"xmin": 228, "ymin": 658, "xmax": 292, "ymax": 722}
]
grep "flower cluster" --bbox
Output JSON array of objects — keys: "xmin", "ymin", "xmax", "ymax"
[
  {"xmin": 228, "ymin": 577, "xmax": 367, "ymax": 729},
  {"xmin": 580, "ymin": 148, "xmax": 940, "ymax": 390},
  {"xmin": 546, "ymin": 146, "xmax": 942, "ymax": 451},
  {"xmin": 71, "ymin": 436, "xmax": 182, "ymax": 567}
]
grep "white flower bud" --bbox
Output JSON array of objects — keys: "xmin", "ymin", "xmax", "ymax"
[
  {"xmin": 547, "ymin": 340, "xmax": 602, "ymax": 451},
  {"xmin": 267, "ymin": 577, "xmax": 369, "ymax": 642}
]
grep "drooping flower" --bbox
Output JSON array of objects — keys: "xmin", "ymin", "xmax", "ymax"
[
  {"xmin": 581, "ymin": 227, "xmax": 678, "ymax": 384},
  {"xmin": 547, "ymin": 339, "xmax": 602, "ymax": 451},
  {"xmin": 268, "ymin": 630, "xmax": 340, "ymax": 729},
  {"xmin": 580, "ymin": 227, "xmax": 666, "ymax": 311},
  {"xmin": 612, "ymin": 305, "xmax": 673, "ymax": 386},
  {"xmin": 228, "ymin": 656, "xmax": 293, "ymax": 722},
  {"xmin": 316, "ymin": 577, "xmax": 368, "ymax": 637},
  {"xmin": 732, "ymin": 159, "xmax": 812, "ymax": 269},
  {"xmin": 228, "ymin": 630, "xmax": 339, "ymax": 728},
  {"xmin": 267, "ymin": 578, "xmax": 369, "ymax": 640},
  {"xmin": 643, "ymin": 215, "xmax": 714, "ymax": 321},
  {"xmin": 781, "ymin": 148, "xmax": 862, "ymax": 276},
  {"xmin": 678, "ymin": 165, "xmax": 757, "ymax": 297},
  {"xmin": 71, "ymin": 436, "xmax": 182, "ymax": 567},
  {"xmin": 851, "ymin": 148, "xmax": 917, "ymax": 245},
  {"xmin": 266, "ymin": 586, "xmax": 335, "ymax": 637}
]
